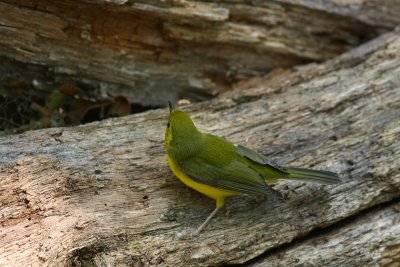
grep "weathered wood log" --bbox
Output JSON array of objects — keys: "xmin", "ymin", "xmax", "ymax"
[
  {"xmin": 1, "ymin": 0, "xmax": 399, "ymax": 106},
  {"xmin": 250, "ymin": 201, "xmax": 400, "ymax": 267},
  {"xmin": 1, "ymin": 28, "xmax": 399, "ymax": 266}
]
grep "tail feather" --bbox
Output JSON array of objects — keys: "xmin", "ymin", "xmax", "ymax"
[{"xmin": 285, "ymin": 167, "xmax": 340, "ymax": 184}]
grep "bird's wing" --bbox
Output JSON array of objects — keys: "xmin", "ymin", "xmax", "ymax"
[
  {"xmin": 178, "ymin": 156, "xmax": 280, "ymax": 196},
  {"xmin": 235, "ymin": 144, "xmax": 289, "ymax": 174}
]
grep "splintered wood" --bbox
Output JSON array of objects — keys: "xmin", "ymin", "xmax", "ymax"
[{"xmin": 1, "ymin": 29, "xmax": 400, "ymax": 265}]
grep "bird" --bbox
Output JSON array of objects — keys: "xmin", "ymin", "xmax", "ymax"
[{"xmin": 164, "ymin": 101, "xmax": 340, "ymax": 234}]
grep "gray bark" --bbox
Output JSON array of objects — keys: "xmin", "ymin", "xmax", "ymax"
[
  {"xmin": 1, "ymin": 28, "xmax": 399, "ymax": 266},
  {"xmin": 1, "ymin": 0, "xmax": 399, "ymax": 106}
]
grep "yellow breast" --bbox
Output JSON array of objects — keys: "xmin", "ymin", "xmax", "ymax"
[{"xmin": 167, "ymin": 155, "xmax": 238, "ymax": 207}]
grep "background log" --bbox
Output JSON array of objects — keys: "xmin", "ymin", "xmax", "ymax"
[
  {"xmin": 1, "ymin": 0, "xmax": 400, "ymax": 106},
  {"xmin": 1, "ymin": 28, "xmax": 399, "ymax": 266}
]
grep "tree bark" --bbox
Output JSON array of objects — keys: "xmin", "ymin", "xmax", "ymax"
[
  {"xmin": 249, "ymin": 201, "xmax": 400, "ymax": 267},
  {"xmin": 1, "ymin": 0, "xmax": 400, "ymax": 106},
  {"xmin": 1, "ymin": 27, "xmax": 400, "ymax": 266}
]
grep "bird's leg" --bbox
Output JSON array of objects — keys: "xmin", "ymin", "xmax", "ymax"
[{"xmin": 193, "ymin": 206, "xmax": 221, "ymax": 235}]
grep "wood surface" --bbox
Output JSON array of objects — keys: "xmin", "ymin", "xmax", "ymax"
[
  {"xmin": 1, "ymin": 0, "xmax": 400, "ymax": 105},
  {"xmin": 1, "ymin": 27, "xmax": 399, "ymax": 265}
]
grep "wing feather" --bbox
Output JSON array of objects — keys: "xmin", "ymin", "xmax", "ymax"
[
  {"xmin": 178, "ymin": 157, "xmax": 279, "ymax": 196},
  {"xmin": 236, "ymin": 144, "xmax": 288, "ymax": 173}
]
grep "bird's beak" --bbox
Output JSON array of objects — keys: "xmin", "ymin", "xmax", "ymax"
[{"xmin": 168, "ymin": 101, "xmax": 176, "ymax": 112}]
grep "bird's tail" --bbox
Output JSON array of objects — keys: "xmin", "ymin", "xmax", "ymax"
[{"xmin": 284, "ymin": 167, "xmax": 340, "ymax": 184}]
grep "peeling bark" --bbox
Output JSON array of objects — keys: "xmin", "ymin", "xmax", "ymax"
[
  {"xmin": 1, "ymin": 0, "xmax": 399, "ymax": 105},
  {"xmin": 1, "ymin": 28, "xmax": 400, "ymax": 266}
]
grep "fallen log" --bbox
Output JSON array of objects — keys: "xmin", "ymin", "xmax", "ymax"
[
  {"xmin": 1, "ymin": 28, "xmax": 399, "ymax": 266},
  {"xmin": 1, "ymin": 0, "xmax": 399, "ymax": 105}
]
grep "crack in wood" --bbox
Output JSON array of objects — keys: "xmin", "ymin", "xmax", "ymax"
[{"xmin": 238, "ymin": 197, "xmax": 400, "ymax": 266}]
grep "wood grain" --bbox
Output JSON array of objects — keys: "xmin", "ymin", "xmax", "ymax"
[
  {"xmin": 1, "ymin": 29, "xmax": 399, "ymax": 266},
  {"xmin": 1, "ymin": 0, "xmax": 399, "ymax": 105}
]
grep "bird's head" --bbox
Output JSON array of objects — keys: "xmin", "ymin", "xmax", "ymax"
[{"xmin": 165, "ymin": 101, "xmax": 202, "ymax": 158}]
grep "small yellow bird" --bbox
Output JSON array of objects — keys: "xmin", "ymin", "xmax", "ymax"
[{"xmin": 165, "ymin": 102, "xmax": 340, "ymax": 234}]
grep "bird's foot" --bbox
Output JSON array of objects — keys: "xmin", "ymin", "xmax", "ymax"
[{"xmin": 175, "ymin": 227, "xmax": 199, "ymax": 239}]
